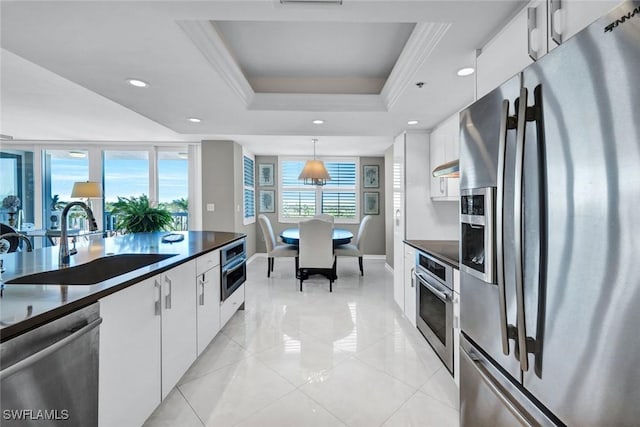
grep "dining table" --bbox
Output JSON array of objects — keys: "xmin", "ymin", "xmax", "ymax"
[{"xmin": 280, "ymin": 228, "xmax": 353, "ymax": 246}]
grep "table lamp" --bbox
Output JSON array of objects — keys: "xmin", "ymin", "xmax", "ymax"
[{"xmin": 71, "ymin": 181, "xmax": 102, "ymax": 208}]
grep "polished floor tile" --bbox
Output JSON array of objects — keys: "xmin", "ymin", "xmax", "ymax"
[
  {"xmin": 382, "ymin": 390, "xmax": 460, "ymax": 427},
  {"xmin": 143, "ymin": 388, "xmax": 204, "ymax": 427},
  {"xmin": 421, "ymin": 367, "xmax": 460, "ymax": 410},
  {"xmin": 234, "ymin": 390, "xmax": 347, "ymax": 427},
  {"xmin": 147, "ymin": 257, "xmax": 460, "ymax": 427},
  {"xmin": 178, "ymin": 356, "xmax": 295, "ymax": 427},
  {"xmin": 299, "ymin": 357, "xmax": 416, "ymax": 427}
]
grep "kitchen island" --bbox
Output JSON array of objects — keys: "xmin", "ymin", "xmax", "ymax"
[{"xmin": 0, "ymin": 231, "xmax": 245, "ymax": 342}]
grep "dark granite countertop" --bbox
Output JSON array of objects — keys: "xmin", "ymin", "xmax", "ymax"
[
  {"xmin": 0, "ymin": 231, "xmax": 245, "ymax": 342},
  {"xmin": 403, "ymin": 240, "xmax": 459, "ymax": 269}
]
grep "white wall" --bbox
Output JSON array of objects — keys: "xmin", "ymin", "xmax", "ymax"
[{"xmin": 405, "ymin": 133, "xmax": 459, "ymax": 240}]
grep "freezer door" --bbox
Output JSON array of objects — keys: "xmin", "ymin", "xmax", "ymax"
[
  {"xmin": 520, "ymin": 1, "xmax": 640, "ymax": 425},
  {"xmin": 460, "ymin": 335, "xmax": 556, "ymax": 427},
  {"xmin": 460, "ymin": 74, "xmax": 522, "ymax": 381}
]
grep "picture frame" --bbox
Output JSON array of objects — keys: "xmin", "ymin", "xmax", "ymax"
[
  {"xmin": 259, "ymin": 190, "xmax": 275, "ymax": 213},
  {"xmin": 363, "ymin": 165, "xmax": 379, "ymax": 188},
  {"xmin": 363, "ymin": 192, "xmax": 379, "ymax": 215},
  {"xmin": 258, "ymin": 163, "xmax": 275, "ymax": 186}
]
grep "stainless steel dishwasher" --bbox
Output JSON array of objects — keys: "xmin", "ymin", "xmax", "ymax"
[{"xmin": 1, "ymin": 303, "xmax": 102, "ymax": 426}]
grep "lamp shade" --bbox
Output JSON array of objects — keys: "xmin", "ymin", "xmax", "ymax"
[
  {"xmin": 298, "ymin": 160, "xmax": 331, "ymax": 186},
  {"xmin": 71, "ymin": 181, "xmax": 102, "ymax": 198}
]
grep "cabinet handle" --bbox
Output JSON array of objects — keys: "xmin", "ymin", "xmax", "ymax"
[
  {"xmin": 410, "ymin": 267, "xmax": 415, "ymax": 288},
  {"xmin": 440, "ymin": 177, "xmax": 445, "ymax": 194},
  {"xmin": 550, "ymin": 0, "xmax": 563, "ymax": 45},
  {"xmin": 199, "ymin": 275, "xmax": 205, "ymax": 306},
  {"xmin": 164, "ymin": 275, "xmax": 172, "ymax": 310},
  {"xmin": 527, "ymin": 7, "xmax": 539, "ymax": 61},
  {"xmin": 154, "ymin": 279, "xmax": 162, "ymax": 316}
]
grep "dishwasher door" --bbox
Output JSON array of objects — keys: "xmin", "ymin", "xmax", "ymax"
[{"xmin": 1, "ymin": 303, "xmax": 102, "ymax": 426}]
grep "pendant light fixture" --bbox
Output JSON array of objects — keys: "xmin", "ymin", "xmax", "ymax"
[{"xmin": 298, "ymin": 138, "xmax": 331, "ymax": 186}]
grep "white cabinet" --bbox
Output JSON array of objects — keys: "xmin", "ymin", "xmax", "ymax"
[
  {"xmin": 547, "ymin": 0, "xmax": 619, "ymax": 52},
  {"xmin": 220, "ymin": 283, "xmax": 245, "ymax": 327},
  {"xmin": 403, "ymin": 244, "xmax": 416, "ymax": 327},
  {"xmin": 477, "ymin": 0, "xmax": 618, "ymax": 99},
  {"xmin": 196, "ymin": 250, "xmax": 221, "ymax": 355},
  {"xmin": 161, "ymin": 260, "xmax": 197, "ymax": 399},
  {"xmin": 393, "ymin": 133, "xmax": 406, "ymax": 312},
  {"xmin": 476, "ymin": 2, "xmax": 541, "ymax": 99},
  {"xmin": 430, "ymin": 113, "xmax": 460, "ymax": 201},
  {"xmin": 99, "ymin": 275, "xmax": 161, "ymax": 427},
  {"xmin": 99, "ymin": 260, "xmax": 198, "ymax": 426}
]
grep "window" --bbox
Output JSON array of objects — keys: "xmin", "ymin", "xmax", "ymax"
[
  {"xmin": 243, "ymin": 153, "xmax": 255, "ymax": 225},
  {"xmin": 103, "ymin": 150, "xmax": 149, "ymax": 231},
  {"xmin": 279, "ymin": 157, "xmax": 359, "ymax": 223},
  {"xmin": 1, "ymin": 150, "xmax": 35, "ymax": 228},
  {"xmin": 44, "ymin": 149, "xmax": 89, "ymax": 229},
  {"xmin": 158, "ymin": 151, "xmax": 189, "ymax": 231}
]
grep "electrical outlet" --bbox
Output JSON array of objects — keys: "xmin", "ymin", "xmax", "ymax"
[{"xmin": 206, "ymin": 203, "xmax": 215, "ymax": 212}]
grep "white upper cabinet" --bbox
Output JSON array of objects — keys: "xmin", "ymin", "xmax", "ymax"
[
  {"xmin": 430, "ymin": 113, "xmax": 460, "ymax": 201},
  {"xmin": 477, "ymin": 0, "xmax": 616, "ymax": 99},
  {"xmin": 547, "ymin": 0, "xmax": 620, "ymax": 52}
]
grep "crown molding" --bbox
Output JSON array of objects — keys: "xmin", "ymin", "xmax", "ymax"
[
  {"xmin": 381, "ymin": 22, "xmax": 451, "ymax": 111},
  {"xmin": 177, "ymin": 20, "xmax": 254, "ymax": 107}
]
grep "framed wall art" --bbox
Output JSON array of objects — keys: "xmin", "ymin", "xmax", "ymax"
[
  {"xmin": 258, "ymin": 163, "xmax": 275, "ymax": 186},
  {"xmin": 363, "ymin": 192, "xmax": 379, "ymax": 215},
  {"xmin": 363, "ymin": 165, "xmax": 379, "ymax": 188},
  {"xmin": 259, "ymin": 190, "xmax": 275, "ymax": 213}
]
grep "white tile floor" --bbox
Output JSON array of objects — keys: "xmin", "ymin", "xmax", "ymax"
[{"xmin": 144, "ymin": 256, "xmax": 460, "ymax": 427}]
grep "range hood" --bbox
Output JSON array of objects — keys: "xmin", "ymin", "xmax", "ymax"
[{"xmin": 432, "ymin": 159, "xmax": 459, "ymax": 178}]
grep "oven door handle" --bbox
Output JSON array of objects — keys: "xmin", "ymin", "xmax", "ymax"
[
  {"xmin": 223, "ymin": 256, "xmax": 246, "ymax": 275},
  {"xmin": 415, "ymin": 272, "xmax": 451, "ymax": 302}
]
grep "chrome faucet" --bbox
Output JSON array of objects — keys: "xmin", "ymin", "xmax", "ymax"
[
  {"xmin": 0, "ymin": 233, "xmax": 33, "ymax": 252},
  {"xmin": 59, "ymin": 201, "xmax": 98, "ymax": 267}
]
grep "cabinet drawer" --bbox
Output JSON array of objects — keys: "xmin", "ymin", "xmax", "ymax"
[
  {"xmin": 220, "ymin": 283, "xmax": 244, "ymax": 327},
  {"xmin": 196, "ymin": 250, "xmax": 220, "ymax": 276}
]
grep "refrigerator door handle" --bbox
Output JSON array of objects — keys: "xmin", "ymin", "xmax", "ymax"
[
  {"xmin": 514, "ymin": 87, "xmax": 529, "ymax": 371},
  {"xmin": 497, "ymin": 99, "xmax": 515, "ymax": 356}
]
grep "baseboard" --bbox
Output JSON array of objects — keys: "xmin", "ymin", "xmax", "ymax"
[
  {"xmin": 363, "ymin": 254, "xmax": 386, "ymax": 260},
  {"xmin": 385, "ymin": 263, "xmax": 394, "ymax": 273}
]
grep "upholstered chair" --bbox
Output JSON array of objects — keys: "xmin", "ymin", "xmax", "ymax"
[
  {"xmin": 334, "ymin": 215, "xmax": 372, "ymax": 276},
  {"xmin": 258, "ymin": 214, "xmax": 298, "ymax": 277},
  {"xmin": 298, "ymin": 218, "xmax": 336, "ymax": 292},
  {"xmin": 313, "ymin": 214, "xmax": 335, "ymax": 224}
]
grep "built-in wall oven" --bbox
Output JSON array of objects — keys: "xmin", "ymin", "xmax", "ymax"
[
  {"xmin": 415, "ymin": 251, "xmax": 455, "ymax": 374},
  {"xmin": 220, "ymin": 239, "xmax": 246, "ymax": 301}
]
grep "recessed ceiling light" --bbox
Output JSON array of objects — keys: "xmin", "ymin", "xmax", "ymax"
[
  {"xmin": 69, "ymin": 151, "xmax": 87, "ymax": 158},
  {"xmin": 187, "ymin": 117, "xmax": 202, "ymax": 123},
  {"xmin": 457, "ymin": 67, "xmax": 475, "ymax": 77},
  {"xmin": 312, "ymin": 119, "xmax": 325, "ymax": 124},
  {"xmin": 126, "ymin": 78, "xmax": 149, "ymax": 88},
  {"xmin": 407, "ymin": 120, "xmax": 419, "ymax": 125}
]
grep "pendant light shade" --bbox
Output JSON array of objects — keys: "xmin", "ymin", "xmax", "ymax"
[{"xmin": 299, "ymin": 139, "xmax": 331, "ymax": 186}]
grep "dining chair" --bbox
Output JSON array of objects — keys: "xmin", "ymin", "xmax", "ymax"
[
  {"xmin": 298, "ymin": 218, "xmax": 336, "ymax": 292},
  {"xmin": 258, "ymin": 214, "xmax": 298, "ymax": 277},
  {"xmin": 334, "ymin": 215, "xmax": 372, "ymax": 276},
  {"xmin": 313, "ymin": 214, "xmax": 334, "ymax": 224}
]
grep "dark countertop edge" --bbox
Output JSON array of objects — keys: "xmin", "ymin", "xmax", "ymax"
[
  {"xmin": 0, "ymin": 233, "xmax": 246, "ymax": 343},
  {"xmin": 403, "ymin": 240, "xmax": 460, "ymax": 269}
]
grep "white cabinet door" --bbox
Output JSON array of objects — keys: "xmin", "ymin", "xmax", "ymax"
[
  {"xmin": 99, "ymin": 275, "xmax": 161, "ymax": 427},
  {"xmin": 161, "ymin": 260, "xmax": 197, "ymax": 399},
  {"xmin": 393, "ymin": 133, "xmax": 406, "ymax": 312},
  {"xmin": 430, "ymin": 114, "xmax": 460, "ymax": 201},
  {"xmin": 197, "ymin": 264, "xmax": 221, "ymax": 355},
  {"xmin": 548, "ymin": 0, "xmax": 618, "ymax": 51},
  {"xmin": 476, "ymin": 5, "xmax": 533, "ymax": 99},
  {"xmin": 403, "ymin": 245, "xmax": 416, "ymax": 327}
]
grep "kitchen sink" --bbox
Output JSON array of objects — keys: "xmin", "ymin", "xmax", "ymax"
[{"xmin": 5, "ymin": 253, "xmax": 178, "ymax": 285}]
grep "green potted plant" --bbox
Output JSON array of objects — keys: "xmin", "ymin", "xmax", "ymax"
[{"xmin": 110, "ymin": 194, "xmax": 173, "ymax": 233}]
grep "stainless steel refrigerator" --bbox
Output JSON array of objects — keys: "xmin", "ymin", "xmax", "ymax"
[{"xmin": 458, "ymin": 1, "xmax": 640, "ymax": 425}]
